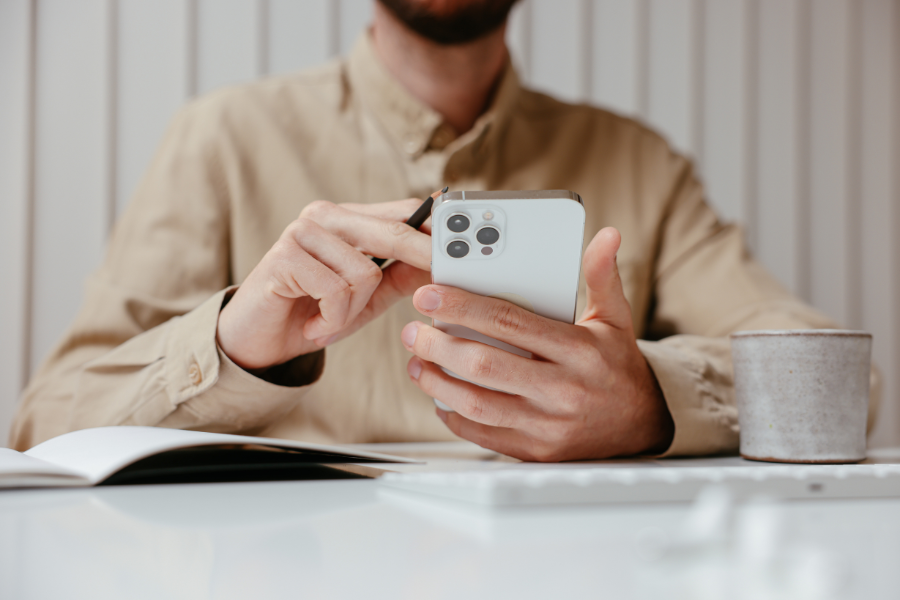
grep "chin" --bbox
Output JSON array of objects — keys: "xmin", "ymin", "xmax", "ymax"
[
  {"xmin": 386, "ymin": 0, "xmax": 498, "ymax": 14},
  {"xmin": 378, "ymin": 0, "xmax": 519, "ymax": 45}
]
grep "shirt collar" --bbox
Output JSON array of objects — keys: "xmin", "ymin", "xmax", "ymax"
[{"xmin": 346, "ymin": 31, "xmax": 521, "ymax": 159}]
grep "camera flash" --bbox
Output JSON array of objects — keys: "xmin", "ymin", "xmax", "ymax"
[{"xmin": 483, "ymin": 211, "xmax": 493, "ymax": 220}]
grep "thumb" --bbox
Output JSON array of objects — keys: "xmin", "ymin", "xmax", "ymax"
[{"xmin": 581, "ymin": 227, "xmax": 633, "ymax": 330}]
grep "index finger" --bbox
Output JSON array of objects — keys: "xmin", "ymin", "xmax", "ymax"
[
  {"xmin": 301, "ymin": 202, "xmax": 432, "ymax": 270},
  {"xmin": 339, "ymin": 198, "xmax": 424, "ymax": 221},
  {"xmin": 412, "ymin": 285, "xmax": 583, "ymax": 361},
  {"xmin": 341, "ymin": 192, "xmax": 440, "ymax": 234}
]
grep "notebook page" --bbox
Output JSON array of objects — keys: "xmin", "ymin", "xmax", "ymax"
[
  {"xmin": 0, "ymin": 448, "xmax": 88, "ymax": 488},
  {"xmin": 25, "ymin": 426, "xmax": 417, "ymax": 484}
]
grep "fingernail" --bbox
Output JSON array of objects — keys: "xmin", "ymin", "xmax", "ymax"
[
  {"xmin": 401, "ymin": 321, "xmax": 420, "ymax": 348},
  {"xmin": 408, "ymin": 357, "xmax": 423, "ymax": 380},
  {"xmin": 436, "ymin": 409, "xmax": 448, "ymax": 423},
  {"xmin": 418, "ymin": 289, "xmax": 441, "ymax": 312},
  {"xmin": 315, "ymin": 334, "xmax": 339, "ymax": 347}
]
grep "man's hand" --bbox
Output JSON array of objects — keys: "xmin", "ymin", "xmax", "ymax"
[
  {"xmin": 217, "ymin": 195, "xmax": 438, "ymax": 371},
  {"xmin": 400, "ymin": 227, "xmax": 675, "ymax": 461}
]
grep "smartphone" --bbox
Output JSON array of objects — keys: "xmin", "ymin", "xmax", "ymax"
[{"xmin": 430, "ymin": 190, "xmax": 586, "ymax": 409}]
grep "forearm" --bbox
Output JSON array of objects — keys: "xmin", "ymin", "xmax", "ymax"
[
  {"xmin": 639, "ymin": 295, "xmax": 881, "ymax": 457},
  {"xmin": 10, "ymin": 287, "xmax": 323, "ymax": 450}
]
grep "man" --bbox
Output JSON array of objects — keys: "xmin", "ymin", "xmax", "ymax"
[{"xmin": 10, "ymin": 0, "xmax": 864, "ymax": 459}]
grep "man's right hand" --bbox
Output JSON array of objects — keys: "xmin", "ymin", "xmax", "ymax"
[{"xmin": 216, "ymin": 195, "xmax": 437, "ymax": 372}]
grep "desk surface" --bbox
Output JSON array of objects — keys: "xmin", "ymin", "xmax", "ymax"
[{"xmin": 2, "ymin": 442, "xmax": 900, "ymax": 600}]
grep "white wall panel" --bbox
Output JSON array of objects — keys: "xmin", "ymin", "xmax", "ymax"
[
  {"xmin": 337, "ymin": 0, "xmax": 372, "ymax": 55},
  {"xmin": 31, "ymin": 0, "xmax": 112, "ymax": 375},
  {"xmin": 755, "ymin": 0, "xmax": 804, "ymax": 294},
  {"xmin": 116, "ymin": 0, "xmax": 192, "ymax": 216},
  {"xmin": 646, "ymin": 0, "xmax": 699, "ymax": 155},
  {"xmin": 3, "ymin": 0, "xmax": 900, "ymax": 447},
  {"xmin": 196, "ymin": 0, "xmax": 261, "ymax": 95},
  {"xmin": 859, "ymin": 0, "xmax": 898, "ymax": 446},
  {"xmin": 700, "ymin": 0, "xmax": 750, "ymax": 225},
  {"xmin": 591, "ymin": 0, "xmax": 643, "ymax": 116},
  {"xmin": 506, "ymin": 0, "xmax": 532, "ymax": 81},
  {"xmin": 268, "ymin": 0, "xmax": 333, "ymax": 75},
  {"xmin": 808, "ymin": 0, "xmax": 853, "ymax": 326},
  {"xmin": 0, "ymin": 0, "xmax": 33, "ymax": 443},
  {"xmin": 529, "ymin": 0, "xmax": 586, "ymax": 103}
]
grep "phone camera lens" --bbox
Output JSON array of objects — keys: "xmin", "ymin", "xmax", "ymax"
[
  {"xmin": 447, "ymin": 240, "xmax": 469, "ymax": 258},
  {"xmin": 447, "ymin": 214, "xmax": 470, "ymax": 233},
  {"xmin": 476, "ymin": 226, "xmax": 500, "ymax": 245}
]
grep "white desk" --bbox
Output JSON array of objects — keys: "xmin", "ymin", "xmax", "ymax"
[{"xmin": 2, "ymin": 443, "xmax": 900, "ymax": 599}]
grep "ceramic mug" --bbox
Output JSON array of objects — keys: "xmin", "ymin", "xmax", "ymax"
[{"xmin": 730, "ymin": 330, "xmax": 871, "ymax": 464}]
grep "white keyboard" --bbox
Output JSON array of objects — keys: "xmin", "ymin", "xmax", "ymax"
[{"xmin": 380, "ymin": 463, "xmax": 900, "ymax": 506}]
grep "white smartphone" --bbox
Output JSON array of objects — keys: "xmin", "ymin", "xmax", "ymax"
[{"xmin": 430, "ymin": 190, "xmax": 586, "ymax": 410}]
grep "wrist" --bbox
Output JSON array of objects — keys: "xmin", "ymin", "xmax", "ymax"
[
  {"xmin": 635, "ymin": 360, "xmax": 675, "ymax": 455},
  {"xmin": 215, "ymin": 301, "xmax": 249, "ymax": 368},
  {"xmin": 215, "ymin": 289, "xmax": 275, "ymax": 372}
]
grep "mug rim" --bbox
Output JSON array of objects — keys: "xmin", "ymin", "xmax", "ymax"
[{"xmin": 730, "ymin": 329, "xmax": 871, "ymax": 338}]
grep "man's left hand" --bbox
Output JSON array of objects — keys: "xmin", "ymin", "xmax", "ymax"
[{"xmin": 400, "ymin": 227, "xmax": 675, "ymax": 462}]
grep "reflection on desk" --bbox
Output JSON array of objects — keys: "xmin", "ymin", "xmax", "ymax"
[{"xmin": 1, "ymin": 442, "xmax": 899, "ymax": 600}]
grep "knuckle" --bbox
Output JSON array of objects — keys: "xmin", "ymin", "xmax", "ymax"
[
  {"xmin": 576, "ymin": 344, "xmax": 602, "ymax": 367},
  {"xmin": 285, "ymin": 216, "xmax": 318, "ymax": 240},
  {"xmin": 557, "ymin": 381, "xmax": 588, "ymax": 414},
  {"xmin": 358, "ymin": 259, "xmax": 383, "ymax": 287},
  {"xmin": 490, "ymin": 303, "xmax": 527, "ymax": 337},
  {"xmin": 459, "ymin": 389, "xmax": 487, "ymax": 421},
  {"xmin": 545, "ymin": 419, "xmax": 575, "ymax": 443},
  {"xmin": 530, "ymin": 439, "xmax": 566, "ymax": 463},
  {"xmin": 385, "ymin": 219, "xmax": 411, "ymax": 239},
  {"xmin": 300, "ymin": 200, "xmax": 334, "ymax": 220},
  {"xmin": 324, "ymin": 275, "xmax": 351, "ymax": 299},
  {"xmin": 465, "ymin": 347, "xmax": 497, "ymax": 381}
]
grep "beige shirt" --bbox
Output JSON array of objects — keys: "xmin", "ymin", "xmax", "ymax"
[{"xmin": 10, "ymin": 35, "xmax": 857, "ymax": 454}]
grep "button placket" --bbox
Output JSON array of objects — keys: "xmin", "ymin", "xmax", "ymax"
[{"xmin": 403, "ymin": 137, "xmax": 420, "ymax": 155}]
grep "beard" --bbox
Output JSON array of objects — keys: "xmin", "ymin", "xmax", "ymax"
[{"xmin": 377, "ymin": 0, "xmax": 520, "ymax": 45}]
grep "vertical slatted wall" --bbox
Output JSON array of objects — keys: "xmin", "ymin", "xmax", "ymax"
[{"xmin": 0, "ymin": 0, "xmax": 898, "ymax": 448}]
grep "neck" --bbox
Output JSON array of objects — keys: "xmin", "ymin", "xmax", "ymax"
[{"xmin": 370, "ymin": 3, "xmax": 509, "ymax": 134}]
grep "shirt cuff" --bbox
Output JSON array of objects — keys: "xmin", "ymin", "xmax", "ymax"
[
  {"xmin": 138, "ymin": 286, "xmax": 323, "ymax": 432},
  {"xmin": 637, "ymin": 337, "xmax": 739, "ymax": 457}
]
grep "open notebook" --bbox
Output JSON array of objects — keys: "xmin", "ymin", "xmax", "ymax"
[{"xmin": 0, "ymin": 426, "xmax": 415, "ymax": 488}]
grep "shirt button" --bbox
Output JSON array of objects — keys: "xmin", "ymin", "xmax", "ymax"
[
  {"xmin": 404, "ymin": 138, "xmax": 420, "ymax": 155},
  {"xmin": 188, "ymin": 363, "xmax": 203, "ymax": 385}
]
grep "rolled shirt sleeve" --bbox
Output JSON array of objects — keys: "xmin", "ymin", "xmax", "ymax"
[
  {"xmin": 65, "ymin": 287, "xmax": 322, "ymax": 435},
  {"xmin": 634, "ymin": 147, "xmax": 879, "ymax": 457},
  {"xmin": 9, "ymin": 97, "xmax": 323, "ymax": 450}
]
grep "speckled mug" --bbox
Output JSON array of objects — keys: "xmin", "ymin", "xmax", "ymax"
[{"xmin": 730, "ymin": 330, "xmax": 872, "ymax": 464}]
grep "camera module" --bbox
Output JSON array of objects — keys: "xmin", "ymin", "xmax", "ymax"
[
  {"xmin": 447, "ymin": 214, "xmax": 470, "ymax": 233},
  {"xmin": 446, "ymin": 240, "xmax": 469, "ymax": 258},
  {"xmin": 476, "ymin": 226, "xmax": 500, "ymax": 245}
]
